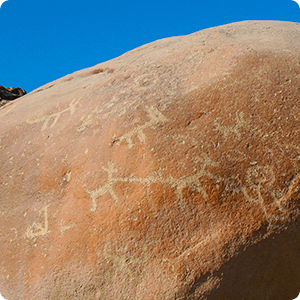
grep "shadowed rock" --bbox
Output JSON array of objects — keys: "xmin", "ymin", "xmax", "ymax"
[
  {"xmin": 0, "ymin": 86, "xmax": 26, "ymax": 107},
  {"xmin": 1, "ymin": 21, "xmax": 300, "ymax": 300}
]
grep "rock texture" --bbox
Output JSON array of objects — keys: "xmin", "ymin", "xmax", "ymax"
[
  {"xmin": 1, "ymin": 20, "xmax": 300, "ymax": 300},
  {"xmin": 0, "ymin": 86, "xmax": 26, "ymax": 107}
]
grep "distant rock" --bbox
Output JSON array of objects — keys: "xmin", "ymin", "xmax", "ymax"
[
  {"xmin": 1, "ymin": 21, "xmax": 300, "ymax": 300},
  {"xmin": 0, "ymin": 85, "xmax": 27, "ymax": 107}
]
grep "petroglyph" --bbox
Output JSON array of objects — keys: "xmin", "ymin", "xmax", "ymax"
[
  {"xmin": 88, "ymin": 162, "xmax": 120, "ymax": 211},
  {"xmin": 241, "ymin": 165, "xmax": 276, "ymax": 220},
  {"xmin": 60, "ymin": 220, "xmax": 76, "ymax": 236},
  {"xmin": 77, "ymin": 113, "xmax": 95, "ymax": 132},
  {"xmin": 77, "ymin": 107, "xmax": 104, "ymax": 132},
  {"xmin": 25, "ymin": 205, "xmax": 50, "ymax": 239},
  {"xmin": 135, "ymin": 73, "xmax": 158, "ymax": 87},
  {"xmin": 214, "ymin": 110, "xmax": 251, "ymax": 139},
  {"xmin": 27, "ymin": 96, "xmax": 82, "ymax": 131},
  {"xmin": 87, "ymin": 153, "xmax": 219, "ymax": 211},
  {"xmin": 276, "ymin": 172, "xmax": 300, "ymax": 211},
  {"xmin": 87, "ymin": 146, "xmax": 296, "ymax": 219},
  {"xmin": 111, "ymin": 106, "xmax": 169, "ymax": 148},
  {"xmin": 222, "ymin": 162, "xmax": 300, "ymax": 222}
]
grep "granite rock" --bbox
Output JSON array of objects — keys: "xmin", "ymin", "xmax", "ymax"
[{"xmin": 1, "ymin": 21, "xmax": 300, "ymax": 299}]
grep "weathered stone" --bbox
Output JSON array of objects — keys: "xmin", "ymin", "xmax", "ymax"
[
  {"xmin": 1, "ymin": 20, "xmax": 300, "ymax": 299},
  {"xmin": 0, "ymin": 86, "xmax": 26, "ymax": 107}
]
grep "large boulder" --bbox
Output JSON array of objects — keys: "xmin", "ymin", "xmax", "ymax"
[{"xmin": 1, "ymin": 20, "xmax": 300, "ymax": 299}]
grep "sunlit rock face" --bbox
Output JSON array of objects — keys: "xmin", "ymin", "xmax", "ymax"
[{"xmin": 1, "ymin": 20, "xmax": 300, "ymax": 300}]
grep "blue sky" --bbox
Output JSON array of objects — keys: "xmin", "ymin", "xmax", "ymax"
[{"xmin": 0, "ymin": 0, "xmax": 300, "ymax": 93}]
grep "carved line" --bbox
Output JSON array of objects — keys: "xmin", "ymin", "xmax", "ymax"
[
  {"xmin": 87, "ymin": 153, "xmax": 219, "ymax": 211},
  {"xmin": 60, "ymin": 221, "xmax": 76, "ymax": 236},
  {"xmin": 214, "ymin": 110, "xmax": 251, "ymax": 139},
  {"xmin": 25, "ymin": 205, "xmax": 50, "ymax": 239},
  {"xmin": 276, "ymin": 173, "xmax": 300, "ymax": 211},
  {"xmin": 112, "ymin": 106, "xmax": 169, "ymax": 148},
  {"xmin": 241, "ymin": 165, "xmax": 277, "ymax": 221},
  {"xmin": 27, "ymin": 96, "xmax": 82, "ymax": 131}
]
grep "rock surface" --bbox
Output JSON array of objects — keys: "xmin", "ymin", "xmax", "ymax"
[
  {"xmin": 1, "ymin": 20, "xmax": 300, "ymax": 299},
  {"xmin": 0, "ymin": 86, "xmax": 26, "ymax": 107}
]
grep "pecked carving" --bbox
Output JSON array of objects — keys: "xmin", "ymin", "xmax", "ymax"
[{"xmin": 2, "ymin": 21, "xmax": 300, "ymax": 300}]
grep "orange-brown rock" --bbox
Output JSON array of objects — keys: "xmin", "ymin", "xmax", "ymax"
[{"xmin": 1, "ymin": 20, "xmax": 300, "ymax": 300}]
